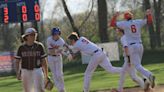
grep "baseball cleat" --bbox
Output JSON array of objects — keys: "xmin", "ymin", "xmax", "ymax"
[
  {"xmin": 149, "ymin": 75, "xmax": 155, "ymax": 88},
  {"xmin": 143, "ymin": 78, "xmax": 150, "ymax": 92}
]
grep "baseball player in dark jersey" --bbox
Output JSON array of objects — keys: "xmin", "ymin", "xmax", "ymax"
[{"xmin": 15, "ymin": 28, "xmax": 49, "ymax": 92}]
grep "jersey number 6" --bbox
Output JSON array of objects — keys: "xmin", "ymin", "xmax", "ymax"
[{"xmin": 131, "ymin": 25, "xmax": 137, "ymax": 33}]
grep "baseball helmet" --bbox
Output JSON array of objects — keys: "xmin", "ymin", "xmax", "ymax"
[
  {"xmin": 124, "ymin": 11, "xmax": 133, "ymax": 20},
  {"xmin": 51, "ymin": 27, "xmax": 61, "ymax": 35}
]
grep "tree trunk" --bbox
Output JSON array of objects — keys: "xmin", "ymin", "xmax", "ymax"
[
  {"xmin": 97, "ymin": 0, "xmax": 109, "ymax": 43},
  {"xmin": 143, "ymin": 0, "xmax": 156, "ymax": 49},
  {"xmin": 61, "ymin": 0, "xmax": 80, "ymax": 36},
  {"xmin": 153, "ymin": 0, "xmax": 162, "ymax": 47}
]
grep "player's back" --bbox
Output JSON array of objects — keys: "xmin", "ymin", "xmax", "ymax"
[
  {"xmin": 74, "ymin": 37, "xmax": 101, "ymax": 55},
  {"xmin": 117, "ymin": 19, "xmax": 146, "ymax": 44}
]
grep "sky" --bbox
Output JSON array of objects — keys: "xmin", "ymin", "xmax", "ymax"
[
  {"xmin": 42, "ymin": 0, "xmax": 142, "ymax": 20},
  {"xmin": 43, "ymin": 0, "xmax": 90, "ymax": 19}
]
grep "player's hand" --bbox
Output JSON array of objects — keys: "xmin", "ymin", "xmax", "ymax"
[
  {"xmin": 53, "ymin": 45, "xmax": 59, "ymax": 49},
  {"xmin": 50, "ymin": 44, "xmax": 59, "ymax": 49},
  {"xmin": 124, "ymin": 47, "xmax": 129, "ymax": 56},
  {"xmin": 44, "ymin": 76, "xmax": 49, "ymax": 84},
  {"xmin": 16, "ymin": 72, "xmax": 21, "ymax": 80},
  {"xmin": 67, "ymin": 54, "xmax": 73, "ymax": 61}
]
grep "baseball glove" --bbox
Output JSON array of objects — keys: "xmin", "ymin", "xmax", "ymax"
[{"xmin": 45, "ymin": 77, "xmax": 54, "ymax": 91}]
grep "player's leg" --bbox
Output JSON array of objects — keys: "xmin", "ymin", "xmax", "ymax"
[
  {"xmin": 129, "ymin": 45, "xmax": 155, "ymax": 88},
  {"xmin": 129, "ymin": 66, "xmax": 145, "ymax": 89},
  {"xmin": 33, "ymin": 68, "xmax": 45, "ymax": 92},
  {"xmin": 48, "ymin": 56, "xmax": 65, "ymax": 92},
  {"xmin": 48, "ymin": 56, "xmax": 60, "ymax": 90},
  {"xmin": 117, "ymin": 57, "xmax": 129, "ymax": 92},
  {"xmin": 99, "ymin": 53, "xmax": 121, "ymax": 73},
  {"xmin": 138, "ymin": 44, "xmax": 155, "ymax": 88},
  {"xmin": 129, "ymin": 45, "xmax": 152, "ymax": 79},
  {"xmin": 83, "ymin": 53, "xmax": 102, "ymax": 92},
  {"xmin": 21, "ymin": 69, "xmax": 33, "ymax": 92},
  {"xmin": 54, "ymin": 56, "xmax": 65, "ymax": 92}
]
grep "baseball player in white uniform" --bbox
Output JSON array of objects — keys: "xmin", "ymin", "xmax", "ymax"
[
  {"xmin": 47, "ymin": 28, "xmax": 68, "ymax": 92},
  {"xmin": 67, "ymin": 32, "xmax": 122, "ymax": 92},
  {"xmin": 110, "ymin": 9, "xmax": 155, "ymax": 90},
  {"xmin": 113, "ymin": 29, "xmax": 150, "ymax": 92}
]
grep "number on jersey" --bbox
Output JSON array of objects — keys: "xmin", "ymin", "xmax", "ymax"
[
  {"xmin": 82, "ymin": 39, "xmax": 89, "ymax": 44},
  {"xmin": 131, "ymin": 25, "xmax": 137, "ymax": 33}
]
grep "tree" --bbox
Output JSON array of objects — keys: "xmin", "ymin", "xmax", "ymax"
[
  {"xmin": 153, "ymin": 0, "xmax": 162, "ymax": 47},
  {"xmin": 61, "ymin": 0, "xmax": 80, "ymax": 36},
  {"xmin": 97, "ymin": 0, "xmax": 109, "ymax": 42}
]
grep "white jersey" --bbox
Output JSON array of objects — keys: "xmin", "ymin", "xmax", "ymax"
[
  {"xmin": 47, "ymin": 36, "xmax": 65, "ymax": 55},
  {"xmin": 120, "ymin": 35, "xmax": 128, "ymax": 48},
  {"xmin": 72, "ymin": 37, "xmax": 101, "ymax": 55},
  {"xmin": 116, "ymin": 19, "xmax": 147, "ymax": 44}
]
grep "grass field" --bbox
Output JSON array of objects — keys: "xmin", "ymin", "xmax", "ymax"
[{"xmin": 0, "ymin": 50, "xmax": 164, "ymax": 92}]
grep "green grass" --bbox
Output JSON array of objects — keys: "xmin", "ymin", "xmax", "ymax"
[{"xmin": 0, "ymin": 50, "xmax": 164, "ymax": 92}]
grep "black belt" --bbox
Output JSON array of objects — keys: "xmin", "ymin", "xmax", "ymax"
[
  {"xmin": 130, "ymin": 42, "xmax": 142, "ymax": 45},
  {"xmin": 22, "ymin": 67, "xmax": 41, "ymax": 70},
  {"xmin": 48, "ymin": 54, "xmax": 60, "ymax": 56},
  {"xmin": 93, "ymin": 49, "xmax": 99, "ymax": 53}
]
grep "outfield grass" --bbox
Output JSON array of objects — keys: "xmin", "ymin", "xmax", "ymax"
[{"xmin": 0, "ymin": 50, "xmax": 164, "ymax": 92}]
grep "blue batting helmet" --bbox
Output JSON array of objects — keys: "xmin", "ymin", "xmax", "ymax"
[{"xmin": 51, "ymin": 27, "xmax": 61, "ymax": 35}]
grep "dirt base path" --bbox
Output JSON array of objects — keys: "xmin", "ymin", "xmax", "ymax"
[{"xmin": 96, "ymin": 85, "xmax": 164, "ymax": 92}]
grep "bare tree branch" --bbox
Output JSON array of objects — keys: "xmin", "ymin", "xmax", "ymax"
[
  {"xmin": 61, "ymin": 0, "xmax": 80, "ymax": 36},
  {"xmin": 78, "ymin": 0, "xmax": 94, "ymax": 31}
]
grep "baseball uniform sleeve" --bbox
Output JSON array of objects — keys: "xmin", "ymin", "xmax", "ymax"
[
  {"xmin": 120, "ymin": 35, "xmax": 128, "ymax": 48},
  {"xmin": 46, "ymin": 36, "xmax": 53, "ymax": 49},
  {"xmin": 116, "ymin": 21, "xmax": 126, "ymax": 29},
  {"xmin": 136, "ymin": 19, "xmax": 147, "ymax": 28},
  {"xmin": 15, "ymin": 46, "xmax": 22, "ymax": 59},
  {"xmin": 39, "ymin": 43, "xmax": 47, "ymax": 59},
  {"xmin": 72, "ymin": 43, "xmax": 80, "ymax": 54}
]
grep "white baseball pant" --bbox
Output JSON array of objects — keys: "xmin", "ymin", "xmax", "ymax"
[
  {"xmin": 83, "ymin": 50, "xmax": 122, "ymax": 92},
  {"xmin": 128, "ymin": 44, "xmax": 152, "ymax": 78},
  {"xmin": 21, "ymin": 68, "xmax": 45, "ymax": 92},
  {"xmin": 48, "ymin": 55, "xmax": 65, "ymax": 92},
  {"xmin": 117, "ymin": 56, "xmax": 145, "ymax": 92}
]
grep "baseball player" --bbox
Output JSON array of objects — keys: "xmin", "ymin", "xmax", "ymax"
[
  {"xmin": 15, "ymin": 28, "xmax": 49, "ymax": 92},
  {"xmin": 113, "ymin": 29, "xmax": 150, "ymax": 92},
  {"xmin": 67, "ymin": 32, "xmax": 122, "ymax": 92},
  {"xmin": 110, "ymin": 9, "xmax": 155, "ymax": 89},
  {"xmin": 47, "ymin": 27, "xmax": 69, "ymax": 92}
]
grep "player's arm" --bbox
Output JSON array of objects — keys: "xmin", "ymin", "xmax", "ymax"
[
  {"xmin": 109, "ymin": 12, "xmax": 119, "ymax": 27},
  {"xmin": 40, "ymin": 43, "xmax": 49, "ymax": 80},
  {"xmin": 121, "ymin": 35, "xmax": 131, "ymax": 65},
  {"xmin": 15, "ymin": 59, "xmax": 21, "ymax": 80},
  {"xmin": 61, "ymin": 43, "xmax": 73, "ymax": 56},
  {"xmin": 15, "ymin": 46, "xmax": 22, "ymax": 80},
  {"xmin": 41, "ymin": 58, "xmax": 49, "ymax": 79},
  {"xmin": 124, "ymin": 46, "xmax": 129, "ymax": 57},
  {"xmin": 47, "ymin": 39, "xmax": 58, "ymax": 55},
  {"xmin": 67, "ymin": 45, "xmax": 81, "ymax": 61}
]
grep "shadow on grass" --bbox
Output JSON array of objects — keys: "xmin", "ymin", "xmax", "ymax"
[{"xmin": 0, "ymin": 80, "xmax": 21, "ymax": 87}]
